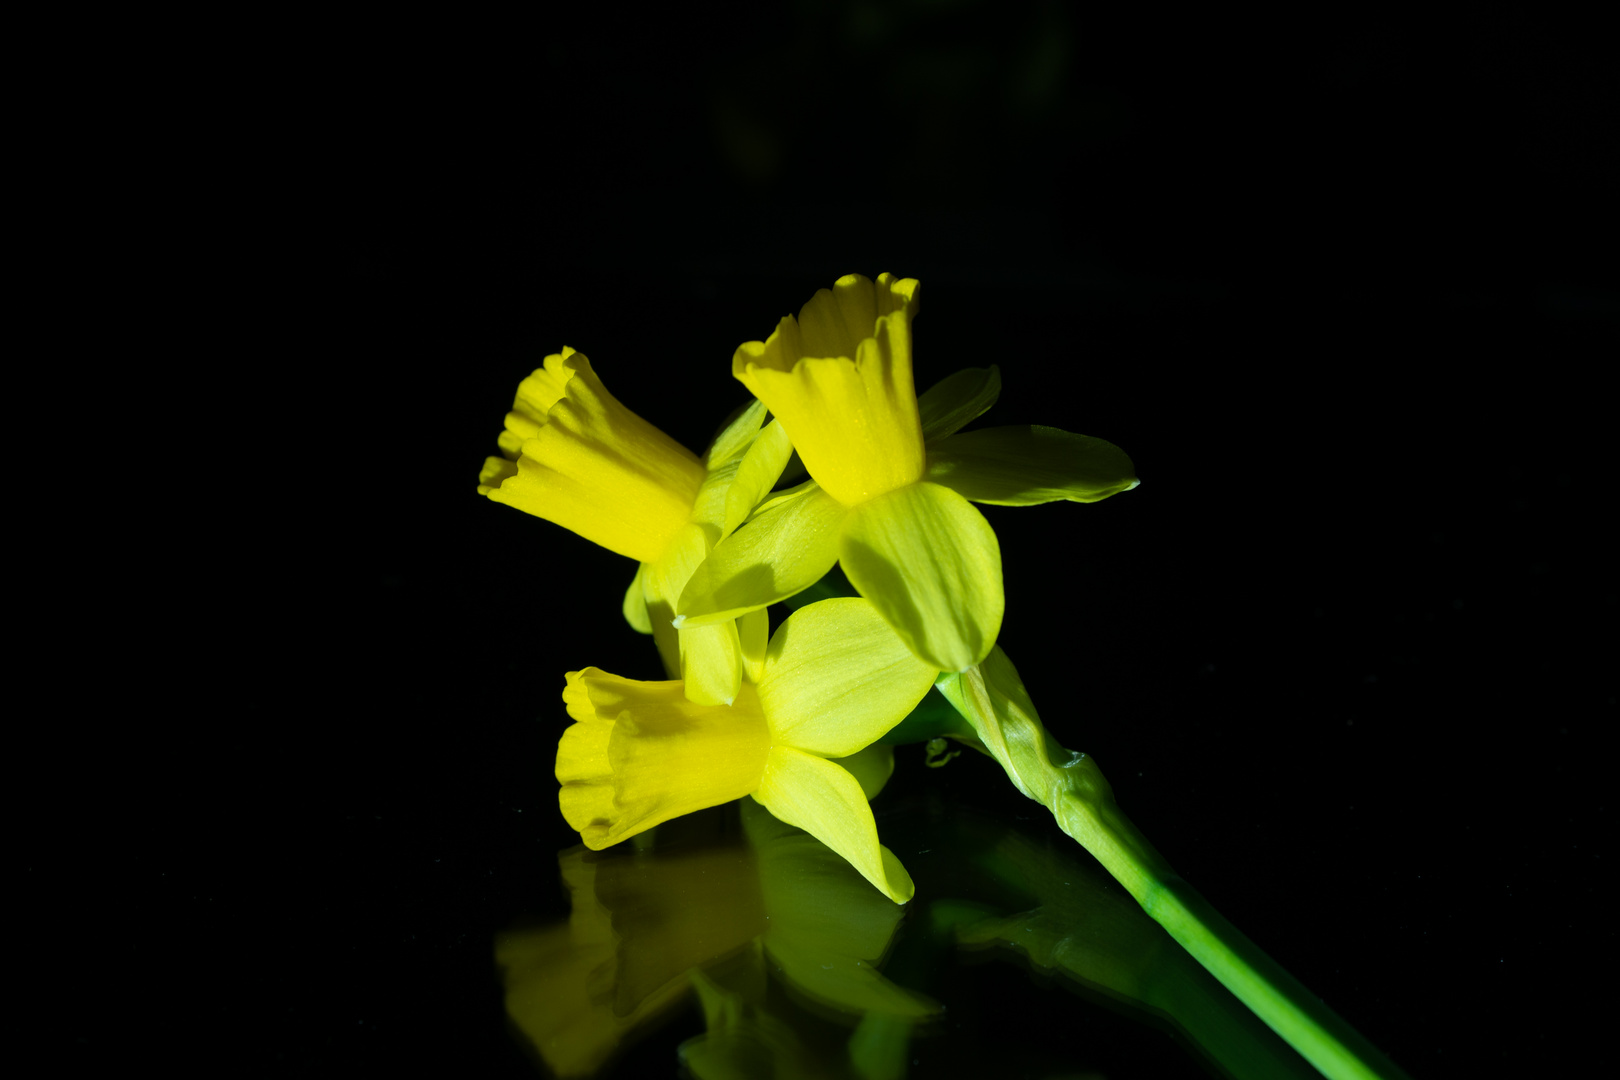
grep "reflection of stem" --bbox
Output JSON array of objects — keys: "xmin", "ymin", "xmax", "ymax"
[{"xmin": 937, "ymin": 652, "xmax": 1412, "ymax": 1080}]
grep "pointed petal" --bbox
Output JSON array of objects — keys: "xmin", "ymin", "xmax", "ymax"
[
  {"xmin": 703, "ymin": 397, "xmax": 768, "ymax": 470},
  {"xmin": 917, "ymin": 365, "xmax": 1002, "ymax": 441},
  {"xmin": 622, "ymin": 563, "xmax": 653, "ymax": 634},
  {"xmin": 926, "ymin": 425, "xmax": 1138, "ymax": 505},
  {"xmin": 756, "ymin": 597, "xmax": 938, "ymax": 757},
  {"xmin": 674, "ymin": 484, "xmax": 846, "ymax": 628},
  {"xmin": 839, "ymin": 481, "xmax": 1003, "ymax": 673},
  {"xmin": 558, "ymin": 671, "xmax": 769, "ymax": 848},
  {"xmin": 829, "ymin": 743, "xmax": 896, "ymax": 801},
  {"xmin": 678, "ymin": 620, "xmax": 743, "ymax": 706},
  {"xmin": 722, "ymin": 419, "xmax": 794, "ymax": 539},
  {"xmin": 753, "ymin": 746, "xmax": 915, "ymax": 903},
  {"xmin": 647, "ymin": 523, "xmax": 741, "ymax": 702},
  {"xmin": 737, "ymin": 606, "xmax": 769, "ymax": 685}
]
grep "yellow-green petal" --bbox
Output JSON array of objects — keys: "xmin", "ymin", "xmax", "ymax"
[
  {"xmin": 622, "ymin": 563, "xmax": 653, "ymax": 635},
  {"xmin": 674, "ymin": 484, "xmax": 846, "ymax": 628},
  {"xmin": 753, "ymin": 745, "xmax": 915, "ymax": 903},
  {"xmin": 646, "ymin": 522, "xmax": 741, "ymax": 702},
  {"xmin": 917, "ymin": 365, "xmax": 1002, "ymax": 441},
  {"xmin": 722, "ymin": 419, "xmax": 794, "ymax": 539},
  {"xmin": 926, "ymin": 425, "xmax": 1139, "ymax": 505},
  {"xmin": 839, "ymin": 481, "xmax": 1003, "ymax": 673},
  {"xmin": 737, "ymin": 606, "xmax": 769, "ymax": 685},
  {"xmin": 703, "ymin": 397, "xmax": 768, "ymax": 471},
  {"xmin": 678, "ymin": 619, "xmax": 743, "ymax": 707},
  {"xmin": 828, "ymin": 743, "xmax": 897, "ymax": 801},
  {"xmin": 756, "ymin": 597, "xmax": 938, "ymax": 758},
  {"xmin": 558, "ymin": 670, "xmax": 769, "ymax": 848}
]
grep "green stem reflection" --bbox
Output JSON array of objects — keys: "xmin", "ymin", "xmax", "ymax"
[{"xmin": 935, "ymin": 650, "xmax": 1412, "ymax": 1080}]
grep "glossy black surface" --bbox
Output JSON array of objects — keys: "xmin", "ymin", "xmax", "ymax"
[{"xmin": 39, "ymin": 4, "xmax": 1612, "ymax": 1076}]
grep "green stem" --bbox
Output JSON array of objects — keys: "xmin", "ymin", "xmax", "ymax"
[
  {"xmin": 935, "ymin": 652, "xmax": 1411, "ymax": 1080},
  {"xmin": 1052, "ymin": 762, "xmax": 1410, "ymax": 1080}
]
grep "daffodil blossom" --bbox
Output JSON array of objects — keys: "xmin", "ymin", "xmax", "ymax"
[
  {"xmin": 673, "ymin": 273, "xmax": 1138, "ymax": 673},
  {"xmin": 555, "ymin": 597, "xmax": 936, "ymax": 902},
  {"xmin": 477, "ymin": 347, "xmax": 795, "ymax": 705}
]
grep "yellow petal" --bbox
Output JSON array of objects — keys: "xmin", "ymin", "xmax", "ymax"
[
  {"xmin": 622, "ymin": 563, "xmax": 653, "ymax": 635},
  {"xmin": 703, "ymin": 397, "xmax": 768, "ymax": 471},
  {"xmin": 678, "ymin": 619, "xmax": 743, "ymax": 707},
  {"xmin": 839, "ymin": 481, "xmax": 1003, "ymax": 673},
  {"xmin": 737, "ymin": 606, "xmax": 769, "ymax": 685},
  {"xmin": 481, "ymin": 350, "xmax": 705, "ymax": 564},
  {"xmin": 647, "ymin": 523, "xmax": 741, "ymax": 702},
  {"xmin": 828, "ymin": 743, "xmax": 897, "ymax": 801},
  {"xmin": 753, "ymin": 745, "xmax": 915, "ymax": 903},
  {"xmin": 917, "ymin": 365, "xmax": 1002, "ymax": 441},
  {"xmin": 756, "ymin": 597, "xmax": 938, "ymax": 757},
  {"xmin": 558, "ymin": 669, "xmax": 770, "ymax": 848},
  {"xmin": 674, "ymin": 483, "xmax": 846, "ymax": 628},
  {"xmin": 733, "ymin": 274, "xmax": 925, "ymax": 506},
  {"xmin": 926, "ymin": 425, "xmax": 1139, "ymax": 505},
  {"xmin": 722, "ymin": 419, "xmax": 795, "ymax": 539}
]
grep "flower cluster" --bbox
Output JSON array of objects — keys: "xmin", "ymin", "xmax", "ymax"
[{"xmin": 478, "ymin": 273, "xmax": 1136, "ymax": 901}]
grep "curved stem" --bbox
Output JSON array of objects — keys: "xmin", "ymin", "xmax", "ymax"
[{"xmin": 936, "ymin": 652, "xmax": 1411, "ymax": 1080}]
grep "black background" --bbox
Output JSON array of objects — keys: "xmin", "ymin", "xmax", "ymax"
[{"xmin": 56, "ymin": 3, "xmax": 1613, "ymax": 1077}]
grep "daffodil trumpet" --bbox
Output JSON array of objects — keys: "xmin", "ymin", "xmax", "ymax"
[
  {"xmin": 673, "ymin": 273, "xmax": 1138, "ymax": 675},
  {"xmin": 478, "ymin": 347, "xmax": 796, "ymax": 706}
]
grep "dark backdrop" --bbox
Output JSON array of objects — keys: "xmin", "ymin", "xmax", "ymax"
[{"xmin": 70, "ymin": 4, "xmax": 1613, "ymax": 1077}]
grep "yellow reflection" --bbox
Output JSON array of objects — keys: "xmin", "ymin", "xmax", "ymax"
[
  {"xmin": 496, "ymin": 803, "xmax": 935, "ymax": 1079},
  {"xmin": 498, "ymin": 797, "xmax": 1316, "ymax": 1079}
]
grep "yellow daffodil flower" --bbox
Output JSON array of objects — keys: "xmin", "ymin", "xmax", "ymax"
[
  {"xmin": 555, "ymin": 597, "xmax": 937, "ymax": 902},
  {"xmin": 673, "ymin": 273, "xmax": 1139, "ymax": 673},
  {"xmin": 477, "ymin": 347, "xmax": 795, "ymax": 705}
]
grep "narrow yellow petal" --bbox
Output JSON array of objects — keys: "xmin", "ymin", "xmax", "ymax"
[
  {"xmin": 754, "ymin": 745, "xmax": 915, "ymax": 903},
  {"xmin": 756, "ymin": 597, "xmax": 938, "ymax": 757},
  {"xmin": 703, "ymin": 397, "xmax": 768, "ymax": 471},
  {"xmin": 926, "ymin": 425, "xmax": 1139, "ymax": 505},
  {"xmin": 646, "ymin": 522, "xmax": 740, "ymax": 700},
  {"xmin": 722, "ymin": 419, "xmax": 794, "ymax": 539},
  {"xmin": 737, "ymin": 606, "xmax": 769, "ymax": 685},
  {"xmin": 678, "ymin": 619, "xmax": 743, "ymax": 706},
  {"xmin": 622, "ymin": 563, "xmax": 653, "ymax": 635},
  {"xmin": 481, "ymin": 350, "xmax": 705, "ymax": 564},
  {"xmin": 916, "ymin": 365, "xmax": 1002, "ymax": 441},
  {"xmin": 675, "ymin": 484, "xmax": 846, "ymax": 628},
  {"xmin": 558, "ymin": 670, "xmax": 769, "ymax": 847},
  {"xmin": 733, "ymin": 274, "xmax": 926, "ymax": 505},
  {"xmin": 828, "ymin": 743, "xmax": 897, "ymax": 801},
  {"xmin": 839, "ymin": 481, "xmax": 1003, "ymax": 673}
]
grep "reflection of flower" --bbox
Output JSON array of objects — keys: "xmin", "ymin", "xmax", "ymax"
[
  {"xmin": 675, "ymin": 274, "xmax": 1137, "ymax": 673},
  {"xmin": 478, "ymin": 348, "xmax": 793, "ymax": 704},
  {"xmin": 557, "ymin": 598, "xmax": 935, "ymax": 902},
  {"xmin": 493, "ymin": 850, "xmax": 694, "ymax": 1078},
  {"xmin": 497, "ymin": 801, "xmax": 935, "ymax": 1079}
]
